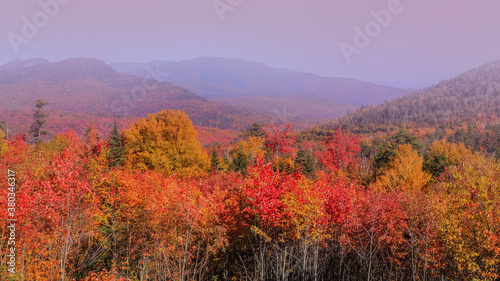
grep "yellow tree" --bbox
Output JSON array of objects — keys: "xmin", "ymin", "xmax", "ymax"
[
  {"xmin": 432, "ymin": 154, "xmax": 500, "ymax": 279},
  {"xmin": 123, "ymin": 110, "xmax": 209, "ymax": 177},
  {"xmin": 238, "ymin": 136, "xmax": 265, "ymax": 160},
  {"xmin": 424, "ymin": 140, "xmax": 474, "ymax": 180},
  {"xmin": 426, "ymin": 140, "xmax": 472, "ymax": 165},
  {"xmin": 0, "ymin": 129, "xmax": 8, "ymax": 156},
  {"xmin": 377, "ymin": 144, "xmax": 431, "ymax": 192}
]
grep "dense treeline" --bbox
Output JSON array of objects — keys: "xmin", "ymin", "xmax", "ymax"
[
  {"xmin": 1, "ymin": 110, "xmax": 500, "ymax": 280},
  {"xmin": 300, "ymin": 61, "xmax": 500, "ymax": 160}
]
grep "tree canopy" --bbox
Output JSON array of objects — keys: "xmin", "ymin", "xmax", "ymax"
[{"xmin": 123, "ymin": 109, "xmax": 209, "ymax": 176}]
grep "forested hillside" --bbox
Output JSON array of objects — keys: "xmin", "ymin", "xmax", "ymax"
[
  {"xmin": 0, "ymin": 58, "xmax": 270, "ymax": 130},
  {"xmin": 337, "ymin": 60, "xmax": 500, "ymax": 130}
]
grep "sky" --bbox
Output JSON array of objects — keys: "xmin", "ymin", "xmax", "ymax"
[{"xmin": 1, "ymin": 0, "xmax": 499, "ymax": 88}]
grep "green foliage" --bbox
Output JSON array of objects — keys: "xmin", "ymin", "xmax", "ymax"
[
  {"xmin": 389, "ymin": 128, "xmax": 422, "ymax": 151},
  {"xmin": 29, "ymin": 99, "xmax": 49, "ymax": 143},
  {"xmin": 230, "ymin": 145, "xmax": 248, "ymax": 174},
  {"xmin": 211, "ymin": 148, "xmax": 220, "ymax": 172},
  {"xmin": 295, "ymin": 149, "xmax": 315, "ymax": 176},
  {"xmin": 108, "ymin": 119, "xmax": 125, "ymax": 167},
  {"xmin": 240, "ymin": 122, "xmax": 265, "ymax": 138},
  {"xmin": 374, "ymin": 147, "xmax": 397, "ymax": 175},
  {"xmin": 424, "ymin": 153, "xmax": 448, "ymax": 179}
]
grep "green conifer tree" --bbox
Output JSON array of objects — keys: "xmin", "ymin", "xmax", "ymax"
[
  {"xmin": 29, "ymin": 99, "xmax": 49, "ymax": 143},
  {"xmin": 108, "ymin": 119, "xmax": 125, "ymax": 167},
  {"xmin": 211, "ymin": 148, "xmax": 220, "ymax": 172}
]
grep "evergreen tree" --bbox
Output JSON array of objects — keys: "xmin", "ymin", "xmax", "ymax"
[
  {"xmin": 295, "ymin": 149, "xmax": 315, "ymax": 176},
  {"xmin": 424, "ymin": 154, "xmax": 448, "ymax": 179},
  {"xmin": 29, "ymin": 99, "xmax": 49, "ymax": 143},
  {"xmin": 108, "ymin": 119, "xmax": 125, "ymax": 167},
  {"xmin": 231, "ymin": 145, "xmax": 249, "ymax": 174},
  {"xmin": 241, "ymin": 123, "xmax": 265, "ymax": 138},
  {"xmin": 389, "ymin": 128, "xmax": 422, "ymax": 151},
  {"xmin": 211, "ymin": 148, "xmax": 220, "ymax": 172},
  {"xmin": 0, "ymin": 115, "xmax": 6, "ymax": 133}
]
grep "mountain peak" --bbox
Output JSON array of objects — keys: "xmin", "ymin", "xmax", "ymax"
[
  {"xmin": 49, "ymin": 58, "xmax": 120, "ymax": 80},
  {"xmin": 0, "ymin": 58, "xmax": 50, "ymax": 71},
  {"xmin": 0, "ymin": 58, "xmax": 121, "ymax": 83}
]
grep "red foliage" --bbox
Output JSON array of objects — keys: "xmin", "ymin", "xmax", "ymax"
[
  {"xmin": 317, "ymin": 128, "xmax": 360, "ymax": 173},
  {"xmin": 244, "ymin": 159, "xmax": 298, "ymax": 228},
  {"xmin": 263, "ymin": 123, "xmax": 295, "ymax": 159}
]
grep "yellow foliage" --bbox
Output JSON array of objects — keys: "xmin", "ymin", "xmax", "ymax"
[
  {"xmin": 217, "ymin": 155, "xmax": 230, "ymax": 171},
  {"xmin": 427, "ymin": 139, "xmax": 473, "ymax": 165},
  {"xmin": 238, "ymin": 136, "xmax": 265, "ymax": 159},
  {"xmin": 0, "ymin": 129, "xmax": 8, "ymax": 156},
  {"xmin": 282, "ymin": 178, "xmax": 326, "ymax": 242},
  {"xmin": 123, "ymin": 110, "xmax": 209, "ymax": 176},
  {"xmin": 377, "ymin": 144, "xmax": 431, "ymax": 192},
  {"xmin": 432, "ymin": 154, "xmax": 500, "ymax": 279}
]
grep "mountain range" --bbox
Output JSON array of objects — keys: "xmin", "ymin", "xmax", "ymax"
[
  {"xmin": 110, "ymin": 57, "xmax": 409, "ymax": 122},
  {"xmin": 5, "ymin": 57, "xmax": 499, "ymax": 143},
  {"xmin": 0, "ymin": 57, "xmax": 412, "ymax": 139},
  {"xmin": 0, "ymin": 58, "xmax": 270, "ymax": 134},
  {"xmin": 8, "ymin": 57, "xmax": 500, "ymax": 144}
]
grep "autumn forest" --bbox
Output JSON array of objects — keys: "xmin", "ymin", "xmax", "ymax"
[
  {"xmin": 3, "ymin": 0, "xmax": 500, "ymax": 279},
  {"xmin": 1, "ymin": 78, "xmax": 500, "ymax": 281}
]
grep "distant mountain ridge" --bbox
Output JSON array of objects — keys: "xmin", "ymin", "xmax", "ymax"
[
  {"xmin": 0, "ymin": 58, "xmax": 270, "ymax": 131},
  {"xmin": 0, "ymin": 57, "xmax": 413, "ymax": 135},
  {"xmin": 0, "ymin": 58, "xmax": 49, "ymax": 72},
  {"xmin": 0, "ymin": 58, "xmax": 120, "ymax": 83},
  {"xmin": 334, "ymin": 60, "xmax": 500, "ymax": 130},
  {"xmin": 110, "ymin": 57, "xmax": 410, "ymax": 106},
  {"xmin": 109, "ymin": 57, "xmax": 410, "ymax": 126}
]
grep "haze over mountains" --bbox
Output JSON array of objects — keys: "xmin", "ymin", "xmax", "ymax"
[
  {"xmin": 335, "ymin": 60, "xmax": 500, "ymax": 131},
  {"xmin": 110, "ymin": 56, "xmax": 409, "ymax": 108},
  {"xmin": 4, "ymin": 56, "xmax": 500, "ymax": 135},
  {"xmin": 0, "ymin": 58, "xmax": 271, "ymax": 135},
  {"xmin": 1, "ymin": 56, "xmax": 500, "ymax": 145},
  {"xmin": 0, "ymin": 57, "xmax": 411, "ymax": 136},
  {"xmin": 6, "ymin": 57, "xmax": 500, "ymax": 139}
]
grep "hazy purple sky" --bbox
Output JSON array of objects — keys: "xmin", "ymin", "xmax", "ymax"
[{"xmin": 1, "ymin": 0, "xmax": 499, "ymax": 88}]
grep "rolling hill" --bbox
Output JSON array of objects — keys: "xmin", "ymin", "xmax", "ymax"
[
  {"xmin": 0, "ymin": 58, "xmax": 271, "ymax": 135},
  {"xmin": 109, "ymin": 57, "xmax": 409, "ymax": 122},
  {"xmin": 0, "ymin": 58, "xmax": 49, "ymax": 72},
  {"xmin": 109, "ymin": 57, "xmax": 409, "ymax": 105}
]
